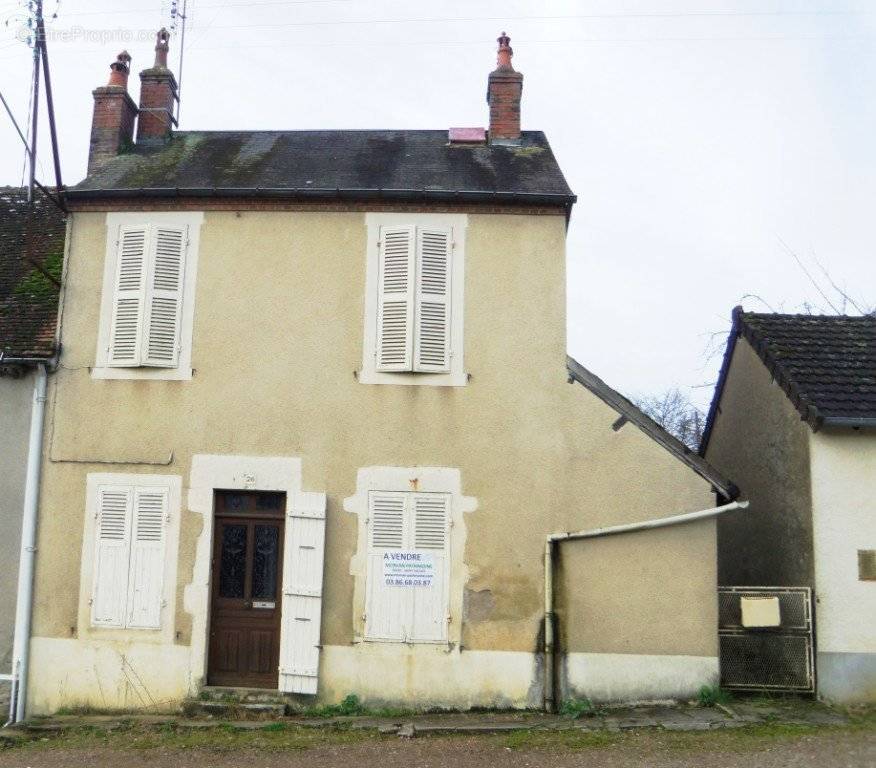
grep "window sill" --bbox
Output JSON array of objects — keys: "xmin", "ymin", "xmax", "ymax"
[
  {"xmin": 91, "ymin": 366, "xmax": 193, "ymax": 382},
  {"xmin": 362, "ymin": 636, "xmax": 448, "ymax": 645},
  {"xmin": 357, "ymin": 369, "xmax": 467, "ymax": 387}
]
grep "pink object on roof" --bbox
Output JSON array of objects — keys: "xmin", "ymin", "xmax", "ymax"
[{"xmin": 448, "ymin": 127, "xmax": 486, "ymax": 144}]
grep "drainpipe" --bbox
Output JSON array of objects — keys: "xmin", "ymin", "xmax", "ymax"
[
  {"xmin": 7, "ymin": 364, "xmax": 48, "ymax": 725},
  {"xmin": 542, "ymin": 499, "xmax": 749, "ymax": 712}
]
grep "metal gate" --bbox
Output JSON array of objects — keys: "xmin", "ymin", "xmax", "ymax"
[{"xmin": 718, "ymin": 586, "xmax": 814, "ymax": 693}]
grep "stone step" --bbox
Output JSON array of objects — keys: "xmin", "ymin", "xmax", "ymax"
[
  {"xmin": 198, "ymin": 686, "xmax": 294, "ymax": 705},
  {"xmin": 181, "ymin": 699, "xmax": 288, "ymax": 720}
]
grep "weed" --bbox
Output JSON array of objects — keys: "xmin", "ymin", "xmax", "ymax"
[
  {"xmin": 559, "ymin": 698, "xmax": 594, "ymax": 719},
  {"xmin": 698, "ymin": 685, "xmax": 733, "ymax": 707},
  {"xmin": 261, "ymin": 722, "xmax": 287, "ymax": 732},
  {"xmin": 303, "ymin": 693, "xmax": 364, "ymax": 718}
]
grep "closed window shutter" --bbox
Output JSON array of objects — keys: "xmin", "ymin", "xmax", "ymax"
[
  {"xmin": 365, "ymin": 492, "xmax": 409, "ymax": 641},
  {"xmin": 92, "ymin": 488, "xmax": 133, "ymax": 627},
  {"xmin": 126, "ymin": 488, "xmax": 167, "ymax": 629},
  {"xmin": 376, "ymin": 226, "xmax": 415, "ymax": 371},
  {"xmin": 279, "ymin": 493, "xmax": 327, "ymax": 695},
  {"xmin": 142, "ymin": 226, "xmax": 187, "ymax": 367},
  {"xmin": 108, "ymin": 226, "xmax": 149, "ymax": 367},
  {"xmin": 410, "ymin": 493, "xmax": 450, "ymax": 642},
  {"xmin": 414, "ymin": 227, "xmax": 452, "ymax": 373}
]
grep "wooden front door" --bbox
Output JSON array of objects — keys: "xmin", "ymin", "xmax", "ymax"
[{"xmin": 208, "ymin": 491, "xmax": 285, "ymax": 688}]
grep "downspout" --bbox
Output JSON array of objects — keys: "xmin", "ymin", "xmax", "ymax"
[
  {"xmin": 7, "ymin": 363, "xmax": 48, "ymax": 725},
  {"xmin": 542, "ymin": 499, "xmax": 749, "ymax": 712}
]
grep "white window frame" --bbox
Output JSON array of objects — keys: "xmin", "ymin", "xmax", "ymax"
[
  {"xmin": 80, "ymin": 473, "xmax": 181, "ymax": 638},
  {"xmin": 92, "ymin": 211, "xmax": 204, "ymax": 381},
  {"xmin": 360, "ymin": 213, "xmax": 468, "ymax": 386},
  {"xmin": 344, "ymin": 466, "xmax": 477, "ymax": 646}
]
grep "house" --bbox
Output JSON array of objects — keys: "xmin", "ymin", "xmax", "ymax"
[
  {"xmin": 701, "ymin": 307, "xmax": 876, "ymax": 703},
  {"xmin": 23, "ymin": 30, "xmax": 742, "ymax": 716},
  {"xmin": 0, "ymin": 187, "xmax": 65, "ymax": 716}
]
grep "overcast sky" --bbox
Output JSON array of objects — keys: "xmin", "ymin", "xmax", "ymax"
[{"xmin": 1, "ymin": 0, "xmax": 874, "ymax": 409}]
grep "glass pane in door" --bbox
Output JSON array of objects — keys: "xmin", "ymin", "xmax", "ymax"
[
  {"xmin": 219, "ymin": 524, "xmax": 247, "ymax": 598},
  {"xmin": 252, "ymin": 525, "xmax": 279, "ymax": 599}
]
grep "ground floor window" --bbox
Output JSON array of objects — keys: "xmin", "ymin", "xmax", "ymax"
[{"xmin": 365, "ymin": 490, "xmax": 450, "ymax": 643}]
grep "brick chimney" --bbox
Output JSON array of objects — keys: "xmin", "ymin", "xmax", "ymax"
[
  {"xmin": 486, "ymin": 32, "xmax": 523, "ymax": 144},
  {"xmin": 87, "ymin": 51, "xmax": 137, "ymax": 174},
  {"xmin": 136, "ymin": 28, "xmax": 178, "ymax": 143}
]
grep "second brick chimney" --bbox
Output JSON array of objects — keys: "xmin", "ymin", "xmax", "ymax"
[
  {"xmin": 87, "ymin": 51, "xmax": 137, "ymax": 174},
  {"xmin": 137, "ymin": 28, "xmax": 178, "ymax": 143},
  {"xmin": 486, "ymin": 32, "xmax": 523, "ymax": 144}
]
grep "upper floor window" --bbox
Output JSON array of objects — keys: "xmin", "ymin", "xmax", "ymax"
[
  {"xmin": 360, "ymin": 213, "xmax": 467, "ymax": 386},
  {"xmin": 93, "ymin": 212, "xmax": 203, "ymax": 381}
]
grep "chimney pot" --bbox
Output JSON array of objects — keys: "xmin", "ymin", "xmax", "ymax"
[
  {"xmin": 153, "ymin": 27, "xmax": 170, "ymax": 69},
  {"xmin": 107, "ymin": 50, "xmax": 131, "ymax": 88},
  {"xmin": 486, "ymin": 31, "xmax": 523, "ymax": 144}
]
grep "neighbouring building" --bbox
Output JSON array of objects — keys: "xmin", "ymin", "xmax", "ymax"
[
  {"xmin": 24, "ymin": 30, "xmax": 740, "ymax": 715},
  {"xmin": 0, "ymin": 186, "xmax": 65, "ymax": 710},
  {"xmin": 702, "ymin": 308, "xmax": 876, "ymax": 703}
]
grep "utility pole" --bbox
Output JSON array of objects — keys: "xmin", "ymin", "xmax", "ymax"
[
  {"xmin": 26, "ymin": 0, "xmax": 43, "ymax": 203},
  {"xmin": 37, "ymin": 2, "xmax": 63, "ymax": 193}
]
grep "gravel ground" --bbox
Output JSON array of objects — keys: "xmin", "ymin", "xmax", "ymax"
[{"xmin": 1, "ymin": 728, "xmax": 873, "ymax": 768}]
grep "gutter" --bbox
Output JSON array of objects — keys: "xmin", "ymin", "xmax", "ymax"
[
  {"xmin": 64, "ymin": 186, "xmax": 577, "ymax": 208},
  {"xmin": 821, "ymin": 416, "xmax": 876, "ymax": 429},
  {"xmin": 542, "ymin": 499, "xmax": 750, "ymax": 712},
  {"xmin": 6, "ymin": 363, "xmax": 48, "ymax": 725}
]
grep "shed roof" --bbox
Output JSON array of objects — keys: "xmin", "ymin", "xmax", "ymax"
[
  {"xmin": 567, "ymin": 356, "xmax": 739, "ymax": 500},
  {"xmin": 700, "ymin": 308, "xmax": 876, "ymax": 451}
]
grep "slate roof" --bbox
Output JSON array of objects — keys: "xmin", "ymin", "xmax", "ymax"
[
  {"xmin": 0, "ymin": 187, "xmax": 65, "ymax": 361},
  {"xmin": 567, "ymin": 356, "xmax": 739, "ymax": 500},
  {"xmin": 67, "ymin": 130, "xmax": 576, "ymax": 207},
  {"xmin": 701, "ymin": 308, "xmax": 876, "ymax": 451}
]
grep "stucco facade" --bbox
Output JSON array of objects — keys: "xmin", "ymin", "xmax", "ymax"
[
  {"xmin": 704, "ymin": 338, "xmax": 814, "ymax": 588},
  {"xmin": 0, "ymin": 372, "xmax": 32, "ymax": 674},
  {"xmin": 27, "ymin": 206, "xmax": 721, "ymax": 714}
]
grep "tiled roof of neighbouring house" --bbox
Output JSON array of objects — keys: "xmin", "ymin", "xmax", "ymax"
[
  {"xmin": 66, "ymin": 130, "xmax": 576, "ymax": 206},
  {"xmin": 701, "ymin": 308, "xmax": 876, "ymax": 450},
  {"xmin": 0, "ymin": 187, "xmax": 65, "ymax": 360}
]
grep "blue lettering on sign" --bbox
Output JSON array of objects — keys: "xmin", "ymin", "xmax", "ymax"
[{"xmin": 383, "ymin": 552, "xmax": 422, "ymax": 561}]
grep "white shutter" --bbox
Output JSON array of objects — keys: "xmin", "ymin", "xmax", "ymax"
[
  {"xmin": 142, "ymin": 226, "xmax": 187, "ymax": 367},
  {"xmin": 410, "ymin": 494, "xmax": 450, "ymax": 642},
  {"xmin": 414, "ymin": 227, "xmax": 452, "ymax": 373},
  {"xmin": 91, "ymin": 487, "xmax": 133, "ymax": 627},
  {"xmin": 126, "ymin": 488, "xmax": 167, "ymax": 629},
  {"xmin": 364, "ymin": 492, "xmax": 409, "ymax": 641},
  {"xmin": 375, "ymin": 226, "xmax": 415, "ymax": 371},
  {"xmin": 107, "ymin": 226, "xmax": 149, "ymax": 367},
  {"xmin": 279, "ymin": 492, "xmax": 327, "ymax": 695}
]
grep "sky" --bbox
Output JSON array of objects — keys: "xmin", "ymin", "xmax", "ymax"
[{"xmin": 1, "ymin": 0, "xmax": 874, "ymax": 410}]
